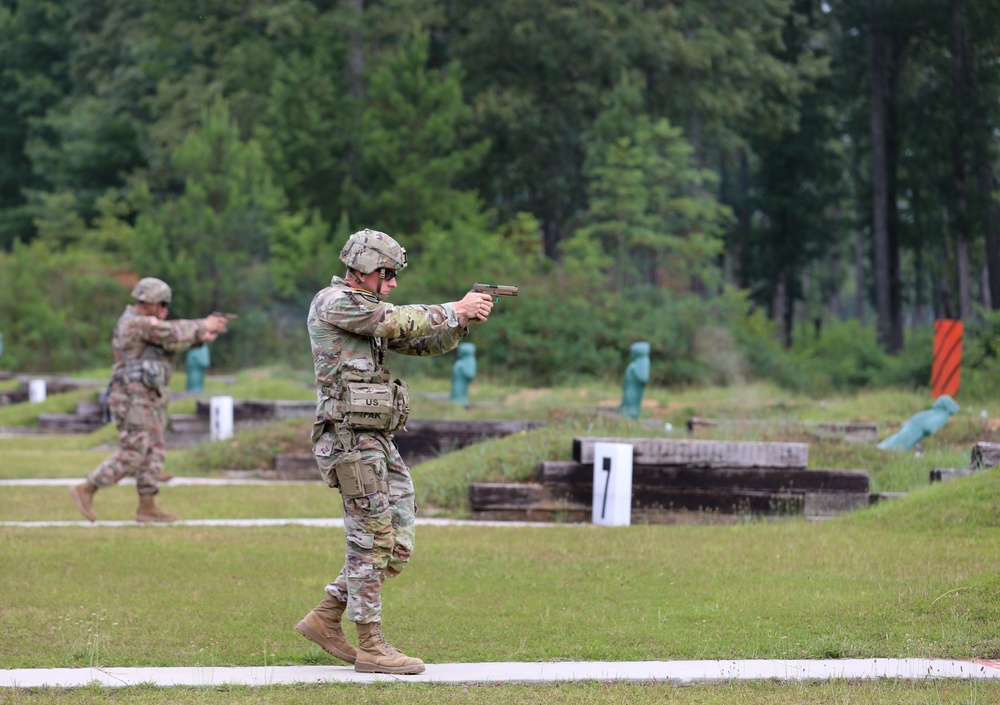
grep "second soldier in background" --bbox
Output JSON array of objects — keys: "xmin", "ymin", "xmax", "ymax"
[{"xmin": 70, "ymin": 277, "xmax": 230, "ymax": 523}]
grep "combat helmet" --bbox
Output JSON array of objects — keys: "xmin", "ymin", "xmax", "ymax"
[
  {"xmin": 339, "ymin": 229, "xmax": 407, "ymax": 277},
  {"xmin": 130, "ymin": 277, "xmax": 172, "ymax": 305}
]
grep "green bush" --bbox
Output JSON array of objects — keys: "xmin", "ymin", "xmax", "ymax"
[
  {"xmin": 961, "ymin": 310, "xmax": 1000, "ymax": 402},
  {"xmin": 0, "ymin": 241, "xmax": 125, "ymax": 371},
  {"xmin": 460, "ymin": 278, "xmax": 742, "ymax": 387},
  {"xmin": 789, "ymin": 320, "xmax": 889, "ymax": 393}
]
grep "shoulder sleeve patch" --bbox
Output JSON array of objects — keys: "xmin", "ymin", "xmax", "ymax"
[{"xmin": 348, "ymin": 290, "xmax": 381, "ymax": 307}]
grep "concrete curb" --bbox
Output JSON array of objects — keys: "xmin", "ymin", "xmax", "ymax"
[
  {"xmin": 0, "ymin": 478, "xmax": 307, "ymax": 487},
  {"xmin": 0, "ymin": 517, "xmax": 580, "ymax": 529},
  {"xmin": 3, "ymin": 659, "xmax": 1000, "ymax": 688}
]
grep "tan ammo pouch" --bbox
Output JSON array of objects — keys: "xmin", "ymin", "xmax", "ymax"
[
  {"xmin": 389, "ymin": 378, "xmax": 410, "ymax": 431},
  {"xmin": 343, "ymin": 379, "xmax": 409, "ymax": 432},
  {"xmin": 333, "ymin": 450, "xmax": 388, "ymax": 498},
  {"xmin": 123, "ymin": 360, "xmax": 169, "ymax": 395}
]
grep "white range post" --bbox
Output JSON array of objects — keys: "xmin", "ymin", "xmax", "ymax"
[
  {"xmin": 28, "ymin": 379, "xmax": 47, "ymax": 403},
  {"xmin": 210, "ymin": 395, "xmax": 234, "ymax": 442},
  {"xmin": 591, "ymin": 441, "xmax": 634, "ymax": 526}
]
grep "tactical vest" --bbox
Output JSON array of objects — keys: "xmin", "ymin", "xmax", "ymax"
[
  {"xmin": 325, "ymin": 335, "xmax": 410, "ymax": 434},
  {"xmin": 112, "ymin": 313, "xmax": 171, "ymax": 396}
]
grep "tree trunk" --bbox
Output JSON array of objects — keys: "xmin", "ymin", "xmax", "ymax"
[
  {"xmin": 347, "ymin": 0, "xmax": 365, "ymax": 102},
  {"xmin": 726, "ymin": 147, "xmax": 752, "ymax": 289},
  {"xmin": 344, "ymin": 0, "xmax": 365, "ymax": 181},
  {"xmin": 772, "ymin": 275, "xmax": 788, "ymax": 348},
  {"xmin": 962, "ymin": 0, "xmax": 1000, "ymax": 309},
  {"xmin": 854, "ymin": 227, "xmax": 865, "ymax": 321},
  {"xmin": 783, "ymin": 273, "xmax": 795, "ymax": 349},
  {"xmin": 941, "ymin": 208, "xmax": 957, "ymax": 318},
  {"xmin": 886, "ymin": 36, "xmax": 905, "ymax": 350},
  {"xmin": 977, "ymin": 162, "xmax": 1000, "ymax": 309},
  {"xmin": 914, "ymin": 246, "xmax": 926, "ymax": 326},
  {"xmin": 952, "ymin": 0, "xmax": 972, "ymax": 320},
  {"xmin": 868, "ymin": 3, "xmax": 894, "ymax": 350}
]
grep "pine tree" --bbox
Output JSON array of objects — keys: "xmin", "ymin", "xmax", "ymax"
[{"xmin": 130, "ymin": 98, "xmax": 287, "ymax": 317}]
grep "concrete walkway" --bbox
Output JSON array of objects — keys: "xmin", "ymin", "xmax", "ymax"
[
  {"xmin": 3, "ymin": 659, "xmax": 1000, "ymax": 688},
  {"xmin": 0, "ymin": 517, "xmax": 571, "ymax": 528},
  {"xmin": 0, "ymin": 477, "xmax": 302, "ymax": 487}
]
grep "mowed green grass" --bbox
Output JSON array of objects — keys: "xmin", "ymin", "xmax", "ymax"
[
  {"xmin": 3, "ymin": 377, "xmax": 1000, "ymax": 703},
  {"xmin": 2, "ymin": 469, "xmax": 1000, "ymax": 671},
  {"xmin": 7, "ymin": 680, "xmax": 1000, "ymax": 705},
  {"xmin": 0, "ymin": 484, "xmax": 340, "ymax": 523}
]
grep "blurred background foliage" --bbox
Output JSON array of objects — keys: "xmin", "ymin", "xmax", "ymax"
[{"xmin": 1, "ymin": 0, "xmax": 999, "ymax": 400}]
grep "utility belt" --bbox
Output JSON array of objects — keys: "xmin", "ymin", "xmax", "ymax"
[{"xmin": 312, "ymin": 377, "xmax": 409, "ymax": 499}]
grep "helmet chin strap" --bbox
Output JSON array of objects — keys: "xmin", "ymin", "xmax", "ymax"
[{"xmin": 347, "ymin": 269, "xmax": 388, "ymax": 301}]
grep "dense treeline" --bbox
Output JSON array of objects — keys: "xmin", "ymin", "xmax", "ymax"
[{"xmin": 1, "ymin": 0, "xmax": 999, "ymax": 396}]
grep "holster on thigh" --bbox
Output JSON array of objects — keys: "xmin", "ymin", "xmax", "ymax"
[{"xmin": 334, "ymin": 451, "xmax": 388, "ymax": 499}]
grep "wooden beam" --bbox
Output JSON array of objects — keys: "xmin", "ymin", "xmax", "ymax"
[
  {"xmin": 469, "ymin": 482, "xmax": 809, "ymax": 516},
  {"xmin": 535, "ymin": 461, "xmax": 869, "ymax": 493},
  {"xmin": 971, "ymin": 443, "xmax": 1000, "ymax": 470},
  {"xmin": 572, "ymin": 437, "xmax": 808, "ymax": 469}
]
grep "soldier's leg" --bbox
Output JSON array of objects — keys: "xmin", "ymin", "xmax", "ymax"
[
  {"xmin": 345, "ymin": 446, "xmax": 423, "ymax": 674},
  {"xmin": 133, "ymin": 398, "xmax": 177, "ymax": 522},
  {"xmin": 342, "ymin": 448, "xmax": 394, "ymax": 624},
  {"xmin": 383, "ymin": 442, "xmax": 415, "ymax": 580},
  {"xmin": 87, "ymin": 396, "xmax": 146, "ymax": 488},
  {"xmin": 296, "ymin": 440, "xmax": 357, "ymax": 663},
  {"xmin": 71, "ymin": 397, "xmax": 145, "ymax": 522},
  {"xmin": 134, "ymin": 400, "xmax": 168, "ymax": 495}
]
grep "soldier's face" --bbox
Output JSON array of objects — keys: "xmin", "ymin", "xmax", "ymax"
[
  {"xmin": 359, "ymin": 270, "xmax": 397, "ymax": 299},
  {"xmin": 139, "ymin": 301, "xmax": 169, "ymax": 319}
]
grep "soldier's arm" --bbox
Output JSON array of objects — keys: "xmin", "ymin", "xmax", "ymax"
[
  {"xmin": 143, "ymin": 318, "xmax": 217, "ymax": 352},
  {"xmin": 388, "ymin": 326, "xmax": 468, "ymax": 357},
  {"xmin": 385, "ymin": 292, "xmax": 491, "ymax": 355},
  {"xmin": 319, "ymin": 289, "xmax": 462, "ymax": 341}
]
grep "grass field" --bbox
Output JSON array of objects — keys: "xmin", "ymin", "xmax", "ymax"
[
  {"xmin": 2, "ymin": 372, "xmax": 999, "ymax": 703},
  {"xmin": 5, "ymin": 680, "xmax": 1000, "ymax": 704},
  {"xmin": 7, "ymin": 680, "xmax": 1000, "ymax": 704}
]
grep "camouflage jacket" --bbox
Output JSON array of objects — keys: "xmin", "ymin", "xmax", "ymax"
[
  {"xmin": 109, "ymin": 305, "xmax": 211, "ymax": 399},
  {"xmin": 308, "ymin": 276, "xmax": 467, "ymax": 431}
]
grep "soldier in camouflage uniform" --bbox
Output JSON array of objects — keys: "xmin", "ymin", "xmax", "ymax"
[
  {"xmin": 295, "ymin": 229, "xmax": 493, "ymax": 675},
  {"xmin": 69, "ymin": 278, "xmax": 230, "ymax": 523}
]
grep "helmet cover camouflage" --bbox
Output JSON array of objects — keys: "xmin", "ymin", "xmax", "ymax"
[
  {"xmin": 130, "ymin": 277, "xmax": 172, "ymax": 304},
  {"xmin": 339, "ymin": 229, "xmax": 408, "ymax": 275}
]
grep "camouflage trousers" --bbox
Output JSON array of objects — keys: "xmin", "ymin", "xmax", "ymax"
[
  {"xmin": 314, "ymin": 431, "xmax": 416, "ymax": 624},
  {"xmin": 88, "ymin": 387, "xmax": 167, "ymax": 495}
]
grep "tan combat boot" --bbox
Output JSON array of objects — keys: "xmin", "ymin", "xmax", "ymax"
[
  {"xmin": 355, "ymin": 622, "xmax": 425, "ymax": 674},
  {"xmin": 136, "ymin": 494, "xmax": 179, "ymax": 523},
  {"xmin": 69, "ymin": 482, "xmax": 99, "ymax": 522},
  {"xmin": 295, "ymin": 593, "xmax": 357, "ymax": 664}
]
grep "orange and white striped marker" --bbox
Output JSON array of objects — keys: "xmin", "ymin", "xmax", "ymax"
[{"xmin": 931, "ymin": 319, "xmax": 963, "ymax": 398}]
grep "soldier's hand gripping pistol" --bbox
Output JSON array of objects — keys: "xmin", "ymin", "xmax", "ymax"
[
  {"xmin": 472, "ymin": 282, "xmax": 517, "ymax": 321},
  {"xmin": 210, "ymin": 311, "xmax": 238, "ymax": 329}
]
